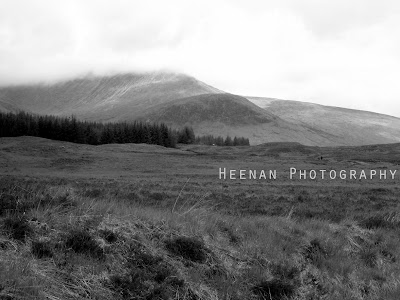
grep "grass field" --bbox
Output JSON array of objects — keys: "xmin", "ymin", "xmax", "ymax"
[{"xmin": 1, "ymin": 136, "xmax": 400, "ymax": 299}]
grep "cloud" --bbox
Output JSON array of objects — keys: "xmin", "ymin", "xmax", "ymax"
[
  {"xmin": 284, "ymin": 0, "xmax": 400, "ymax": 37},
  {"xmin": 0, "ymin": 0, "xmax": 400, "ymax": 117}
]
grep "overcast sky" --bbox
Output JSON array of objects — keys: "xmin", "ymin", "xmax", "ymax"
[{"xmin": 1, "ymin": 0, "xmax": 400, "ymax": 117}]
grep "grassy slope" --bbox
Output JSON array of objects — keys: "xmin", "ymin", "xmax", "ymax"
[
  {"xmin": 248, "ymin": 97, "xmax": 400, "ymax": 146},
  {"xmin": 139, "ymin": 93, "xmax": 344, "ymax": 146},
  {"xmin": 1, "ymin": 137, "xmax": 400, "ymax": 299},
  {"xmin": 0, "ymin": 72, "xmax": 221, "ymax": 122},
  {"xmin": 139, "ymin": 93, "xmax": 279, "ymax": 125}
]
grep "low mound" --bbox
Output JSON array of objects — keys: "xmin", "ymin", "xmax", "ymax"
[{"xmin": 250, "ymin": 142, "xmax": 317, "ymax": 156}]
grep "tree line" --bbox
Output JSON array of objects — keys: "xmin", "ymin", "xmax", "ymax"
[
  {"xmin": 195, "ymin": 135, "xmax": 249, "ymax": 146},
  {"xmin": 0, "ymin": 111, "xmax": 250, "ymax": 147}
]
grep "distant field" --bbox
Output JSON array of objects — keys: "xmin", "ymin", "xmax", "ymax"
[
  {"xmin": 2, "ymin": 136, "xmax": 400, "ymax": 299},
  {"xmin": 1, "ymin": 136, "xmax": 400, "ymax": 221}
]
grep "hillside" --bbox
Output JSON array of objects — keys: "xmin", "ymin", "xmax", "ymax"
[
  {"xmin": 138, "ymin": 93, "xmax": 342, "ymax": 145},
  {"xmin": 248, "ymin": 97, "xmax": 400, "ymax": 146},
  {"xmin": 140, "ymin": 93, "xmax": 278, "ymax": 125},
  {"xmin": 0, "ymin": 72, "xmax": 221, "ymax": 122},
  {"xmin": 0, "ymin": 99, "xmax": 21, "ymax": 113}
]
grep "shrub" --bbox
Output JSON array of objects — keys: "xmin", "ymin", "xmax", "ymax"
[
  {"xmin": 126, "ymin": 192, "xmax": 140, "ymax": 202},
  {"xmin": 109, "ymin": 247, "xmax": 187, "ymax": 299},
  {"xmin": 0, "ymin": 194, "xmax": 33, "ymax": 216},
  {"xmin": 165, "ymin": 236, "xmax": 207, "ymax": 263},
  {"xmin": 270, "ymin": 261, "xmax": 300, "ymax": 281},
  {"xmin": 361, "ymin": 212, "xmax": 400, "ymax": 229},
  {"xmin": 149, "ymin": 192, "xmax": 166, "ymax": 201},
  {"xmin": 0, "ymin": 194, "xmax": 18, "ymax": 216},
  {"xmin": 64, "ymin": 229, "xmax": 104, "ymax": 259},
  {"xmin": 360, "ymin": 247, "xmax": 378, "ymax": 267},
  {"xmin": 82, "ymin": 189, "xmax": 103, "ymax": 198},
  {"xmin": 218, "ymin": 221, "xmax": 241, "ymax": 245},
  {"xmin": 99, "ymin": 229, "xmax": 118, "ymax": 243},
  {"xmin": 39, "ymin": 193, "xmax": 77, "ymax": 209},
  {"xmin": 252, "ymin": 279, "xmax": 295, "ymax": 299},
  {"xmin": 31, "ymin": 240, "xmax": 53, "ymax": 259},
  {"xmin": 303, "ymin": 239, "xmax": 328, "ymax": 264},
  {"xmin": 2, "ymin": 216, "xmax": 32, "ymax": 241}
]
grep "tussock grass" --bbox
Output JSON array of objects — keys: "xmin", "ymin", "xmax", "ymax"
[
  {"xmin": 361, "ymin": 211, "xmax": 400, "ymax": 229},
  {"xmin": 64, "ymin": 229, "xmax": 105, "ymax": 259}
]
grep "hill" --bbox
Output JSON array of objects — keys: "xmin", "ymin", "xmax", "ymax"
[
  {"xmin": 248, "ymin": 97, "xmax": 400, "ymax": 146},
  {"xmin": 0, "ymin": 72, "xmax": 221, "ymax": 122},
  {"xmin": 140, "ymin": 93, "xmax": 279, "ymax": 125},
  {"xmin": 138, "ymin": 93, "xmax": 343, "ymax": 145}
]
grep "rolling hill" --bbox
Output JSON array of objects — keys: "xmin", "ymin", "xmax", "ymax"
[
  {"xmin": 1, "ymin": 71, "xmax": 400, "ymax": 146},
  {"xmin": 138, "ymin": 93, "xmax": 342, "ymax": 145},
  {"xmin": 247, "ymin": 97, "xmax": 400, "ymax": 146}
]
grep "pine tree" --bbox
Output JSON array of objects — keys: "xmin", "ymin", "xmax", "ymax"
[{"xmin": 224, "ymin": 136, "xmax": 233, "ymax": 146}]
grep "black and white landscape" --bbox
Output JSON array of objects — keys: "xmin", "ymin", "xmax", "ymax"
[
  {"xmin": 1, "ymin": 1, "xmax": 400, "ymax": 299},
  {"xmin": 2, "ymin": 71, "xmax": 400, "ymax": 146}
]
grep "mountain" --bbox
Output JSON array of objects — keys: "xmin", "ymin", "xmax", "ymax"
[
  {"xmin": 247, "ymin": 97, "xmax": 400, "ymax": 146},
  {"xmin": 1, "ymin": 71, "xmax": 400, "ymax": 146},
  {"xmin": 0, "ymin": 72, "xmax": 221, "ymax": 122},
  {"xmin": 138, "ymin": 93, "xmax": 344, "ymax": 145}
]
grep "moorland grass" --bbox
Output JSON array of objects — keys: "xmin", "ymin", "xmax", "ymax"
[{"xmin": 1, "ymin": 178, "xmax": 400, "ymax": 299}]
